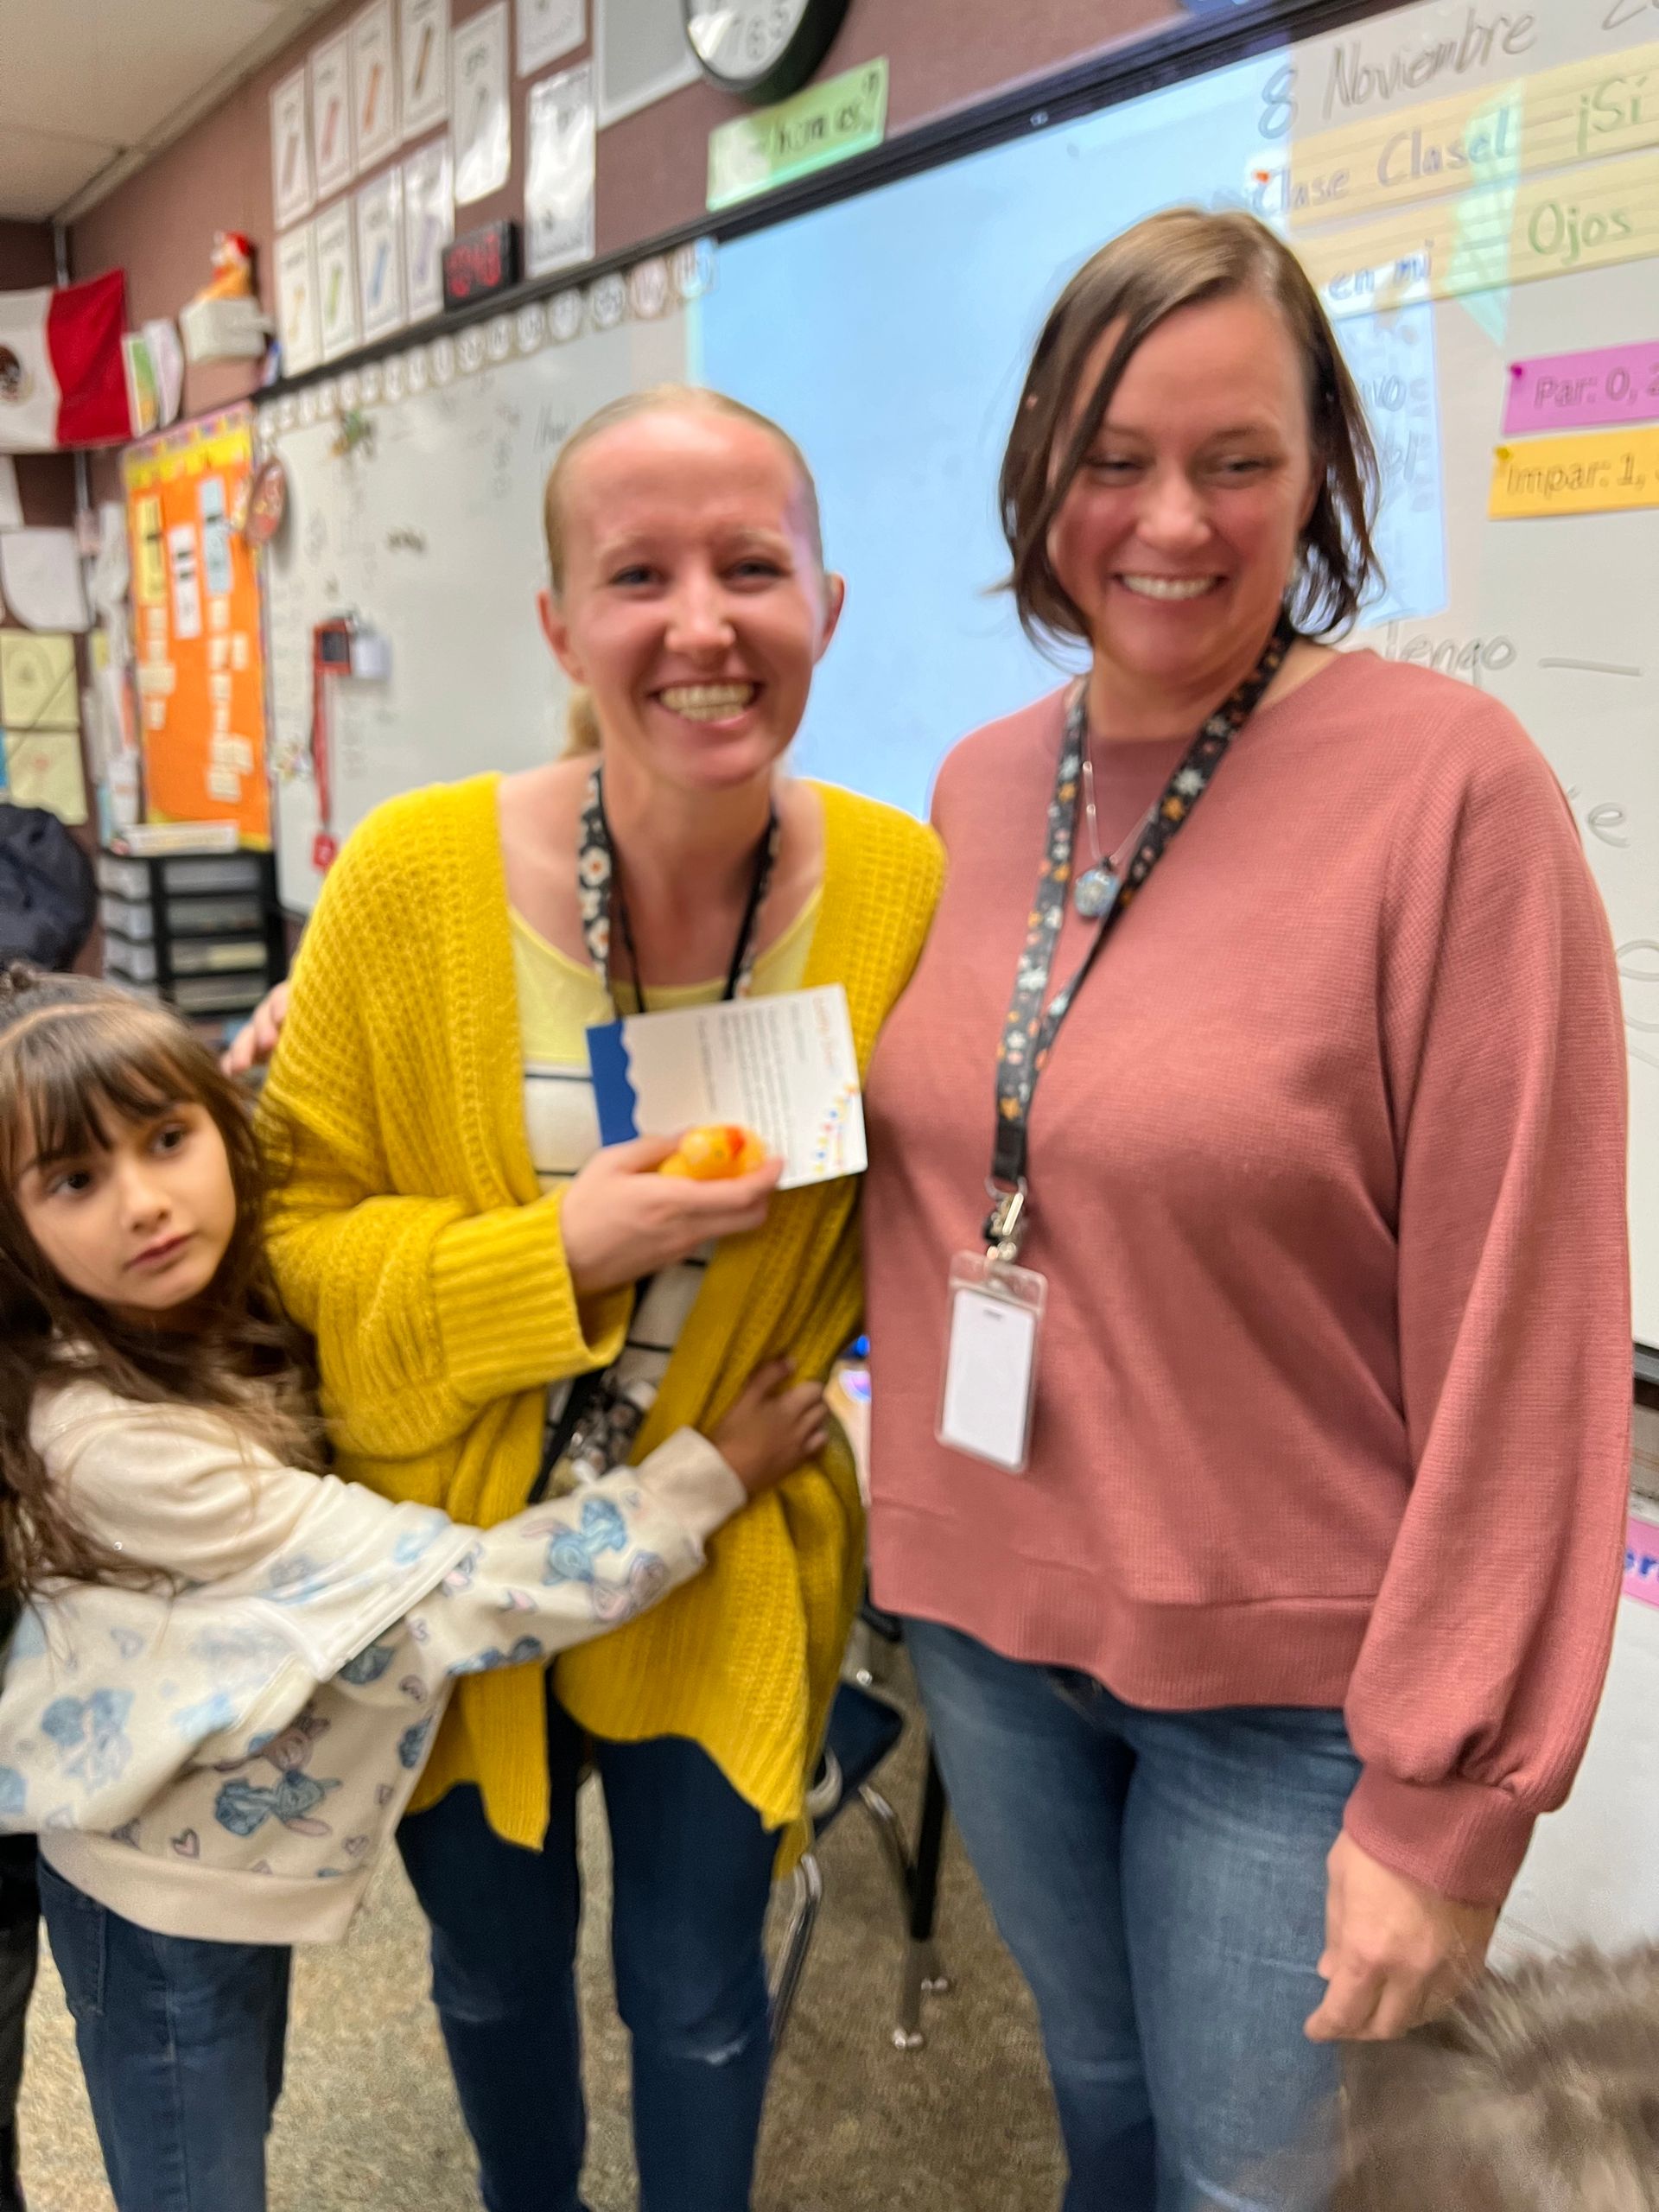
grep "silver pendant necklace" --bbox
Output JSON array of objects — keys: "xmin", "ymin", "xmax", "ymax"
[{"xmin": 1073, "ymin": 740, "xmax": 1148, "ymax": 920}]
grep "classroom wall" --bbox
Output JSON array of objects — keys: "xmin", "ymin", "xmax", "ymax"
[{"xmin": 67, "ymin": 0, "xmax": 1182, "ymax": 431}]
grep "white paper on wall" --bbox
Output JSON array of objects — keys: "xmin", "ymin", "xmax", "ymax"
[
  {"xmin": 315, "ymin": 201, "xmax": 362, "ymax": 363},
  {"xmin": 352, "ymin": 0, "xmax": 400, "ymax": 170},
  {"xmin": 0, "ymin": 531, "xmax": 90, "ymax": 632},
  {"xmin": 270, "ymin": 64, "xmax": 315, "ymax": 228},
  {"xmin": 276, "ymin": 224, "xmax": 323, "ymax": 377},
  {"xmin": 399, "ymin": 0, "xmax": 450, "ymax": 139},
  {"xmin": 518, "ymin": 0, "xmax": 583, "ymax": 77},
  {"xmin": 357, "ymin": 168, "xmax": 408, "ymax": 341},
  {"xmin": 524, "ymin": 61, "xmax": 594, "ymax": 281},
  {"xmin": 452, "ymin": 2, "xmax": 510, "ymax": 205},
  {"xmin": 310, "ymin": 27, "xmax": 355, "ymax": 197},
  {"xmin": 402, "ymin": 138, "xmax": 454, "ymax": 321}
]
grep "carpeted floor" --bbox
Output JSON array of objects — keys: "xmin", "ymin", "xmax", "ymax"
[{"xmin": 17, "ymin": 1664, "xmax": 1065, "ymax": 2210}]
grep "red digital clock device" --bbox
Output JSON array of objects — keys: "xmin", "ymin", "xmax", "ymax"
[{"xmin": 442, "ymin": 220, "xmax": 520, "ymax": 311}]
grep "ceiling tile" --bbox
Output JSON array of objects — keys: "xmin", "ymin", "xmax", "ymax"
[
  {"xmin": 0, "ymin": 2, "xmax": 341, "ymax": 220},
  {"xmin": 0, "ymin": 0, "xmax": 287, "ymax": 143},
  {"xmin": 0, "ymin": 124, "xmax": 117, "ymax": 225}
]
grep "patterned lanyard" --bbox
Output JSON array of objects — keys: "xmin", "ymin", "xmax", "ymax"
[
  {"xmin": 530, "ymin": 771, "xmax": 784, "ymax": 1503},
  {"xmin": 986, "ymin": 614, "xmax": 1294, "ymax": 1241},
  {"xmin": 577, "ymin": 767, "xmax": 782, "ymax": 1014}
]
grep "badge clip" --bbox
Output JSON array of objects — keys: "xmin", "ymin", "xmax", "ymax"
[{"xmin": 983, "ymin": 1182, "xmax": 1027, "ymax": 1264}]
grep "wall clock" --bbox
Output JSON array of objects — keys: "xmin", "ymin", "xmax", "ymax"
[{"xmin": 683, "ymin": 0, "xmax": 852, "ymax": 105}]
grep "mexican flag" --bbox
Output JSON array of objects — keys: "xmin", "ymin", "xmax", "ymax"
[{"xmin": 0, "ymin": 270, "xmax": 133, "ymax": 452}]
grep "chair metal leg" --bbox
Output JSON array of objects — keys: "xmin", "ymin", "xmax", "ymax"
[
  {"xmin": 854, "ymin": 1748, "xmax": 952, "ymax": 2050},
  {"xmin": 856, "ymin": 1783, "xmax": 915, "ymax": 1929},
  {"xmin": 847, "ymin": 1614, "xmax": 895, "ymax": 1689},
  {"xmin": 767, "ymin": 1853, "xmax": 823, "ymax": 2056}
]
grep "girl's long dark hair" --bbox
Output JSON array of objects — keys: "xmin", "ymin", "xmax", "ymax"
[{"xmin": 0, "ymin": 965, "xmax": 322, "ymax": 1598}]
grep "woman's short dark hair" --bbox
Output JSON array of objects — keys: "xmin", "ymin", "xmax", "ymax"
[{"xmin": 1000, "ymin": 207, "xmax": 1382, "ymax": 651}]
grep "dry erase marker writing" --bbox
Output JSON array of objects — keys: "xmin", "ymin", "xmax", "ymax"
[
  {"xmin": 322, "ymin": 99, "xmax": 341, "ymax": 163},
  {"xmin": 363, "ymin": 62, "xmax": 382, "ymax": 133},
  {"xmin": 369, "ymin": 241, "xmax": 390, "ymax": 302}
]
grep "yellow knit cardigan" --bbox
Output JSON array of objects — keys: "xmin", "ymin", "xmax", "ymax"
[{"xmin": 259, "ymin": 772, "xmax": 942, "ymax": 1851}]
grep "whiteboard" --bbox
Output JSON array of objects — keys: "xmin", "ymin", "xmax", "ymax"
[
  {"xmin": 1497, "ymin": 1588, "xmax": 1659, "ymax": 1961},
  {"xmin": 692, "ymin": 0, "xmax": 1659, "ymax": 1351},
  {"xmin": 259, "ymin": 303, "xmax": 691, "ymax": 914}
]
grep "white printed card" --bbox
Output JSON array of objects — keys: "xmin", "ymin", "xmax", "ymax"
[{"xmin": 587, "ymin": 985, "xmax": 866, "ymax": 1191}]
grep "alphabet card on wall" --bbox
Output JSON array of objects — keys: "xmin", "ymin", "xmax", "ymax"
[
  {"xmin": 276, "ymin": 225, "xmax": 322, "ymax": 377},
  {"xmin": 353, "ymin": 0, "xmax": 399, "ymax": 171},
  {"xmin": 270, "ymin": 65, "xmax": 315, "ymax": 229},
  {"xmin": 453, "ymin": 3, "xmax": 510, "ymax": 204},
  {"xmin": 518, "ymin": 0, "xmax": 583, "ymax": 78},
  {"xmin": 402, "ymin": 137, "xmax": 454, "ymax": 319},
  {"xmin": 525, "ymin": 61, "xmax": 595, "ymax": 278},
  {"xmin": 315, "ymin": 201, "xmax": 361, "ymax": 362},
  {"xmin": 400, "ymin": 0, "xmax": 449, "ymax": 138},
  {"xmin": 311, "ymin": 28, "xmax": 355, "ymax": 198},
  {"xmin": 357, "ymin": 168, "xmax": 408, "ymax": 341}
]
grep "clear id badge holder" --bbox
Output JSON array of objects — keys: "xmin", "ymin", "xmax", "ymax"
[{"xmin": 936, "ymin": 1188, "xmax": 1047, "ymax": 1476}]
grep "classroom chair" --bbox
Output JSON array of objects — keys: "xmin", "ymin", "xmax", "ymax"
[{"xmin": 767, "ymin": 1636, "xmax": 952, "ymax": 2054}]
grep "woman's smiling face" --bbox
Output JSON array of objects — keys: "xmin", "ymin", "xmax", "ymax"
[
  {"xmin": 1046, "ymin": 291, "xmax": 1319, "ymax": 708},
  {"xmin": 539, "ymin": 406, "xmax": 843, "ymax": 797}
]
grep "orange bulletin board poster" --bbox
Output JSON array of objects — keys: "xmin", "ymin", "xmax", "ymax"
[{"xmin": 123, "ymin": 405, "xmax": 270, "ymax": 844}]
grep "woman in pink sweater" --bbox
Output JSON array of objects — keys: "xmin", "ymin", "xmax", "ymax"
[{"xmin": 863, "ymin": 207, "xmax": 1631, "ymax": 2209}]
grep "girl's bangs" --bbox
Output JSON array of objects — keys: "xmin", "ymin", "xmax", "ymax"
[{"xmin": 3, "ymin": 1003, "xmax": 205, "ymax": 1175}]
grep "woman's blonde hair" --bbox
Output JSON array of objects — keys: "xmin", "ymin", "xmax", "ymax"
[
  {"xmin": 1001, "ymin": 207, "xmax": 1382, "ymax": 650},
  {"xmin": 541, "ymin": 383, "xmax": 825, "ymax": 755},
  {"xmin": 1336, "ymin": 1947, "xmax": 1659, "ymax": 2212},
  {"xmin": 0, "ymin": 967, "xmax": 322, "ymax": 1596}
]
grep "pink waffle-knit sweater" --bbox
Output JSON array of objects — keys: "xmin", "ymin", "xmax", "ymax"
[{"xmin": 864, "ymin": 651, "xmax": 1631, "ymax": 1905}]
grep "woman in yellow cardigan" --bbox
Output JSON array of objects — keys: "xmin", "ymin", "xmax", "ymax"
[{"xmin": 257, "ymin": 386, "xmax": 942, "ymax": 2212}]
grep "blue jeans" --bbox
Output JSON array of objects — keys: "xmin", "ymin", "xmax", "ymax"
[
  {"xmin": 37, "ymin": 1854, "xmax": 291, "ymax": 2212},
  {"xmin": 905, "ymin": 1618, "xmax": 1359, "ymax": 2212},
  {"xmin": 397, "ymin": 1680, "xmax": 778, "ymax": 2212}
]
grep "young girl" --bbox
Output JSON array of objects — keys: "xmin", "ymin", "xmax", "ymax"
[{"xmin": 0, "ymin": 963, "xmax": 823, "ymax": 2212}]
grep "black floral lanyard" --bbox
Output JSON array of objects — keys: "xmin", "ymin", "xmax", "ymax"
[
  {"xmin": 986, "ymin": 613, "xmax": 1294, "ymax": 1251},
  {"xmin": 528, "ymin": 767, "xmax": 783, "ymax": 1499},
  {"xmin": 577, "ymin": 766, "xmax": 781, "ymax": 1014}
]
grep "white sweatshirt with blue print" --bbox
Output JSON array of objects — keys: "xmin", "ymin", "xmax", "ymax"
[{"xmin": 0, "ymin": 1378, "xmax": 744, "ymax": 1943}]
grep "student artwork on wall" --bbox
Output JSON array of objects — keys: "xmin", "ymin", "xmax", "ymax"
[
  {"xmin": 0, "ymin": 632, "xmax": 78, "ymax": 733},
  {"xmin": 122, "ymin": 409, "xmax": 270, "ymax": 843},
  {"xmin": 3, "ymin": 731, "xmax": 88, "ymax": 825},
  {"xmin": 276, "ymin": 225, "xmax": 322, "ymax": 376},
  {"xmin": 453, "ymin": 3, "xmax": 510, "ymax": 205},
  {"xmin": 357, "ymin": 169, "xmax": 407, "ymax": 342},
  {"xmin": 315, "ymin": 201, "xmax": 361, "ymax": 362},
  {"xmin": 270, "ymin": 66, "xmax": 315, "ymax": 230},
  {"xmin": 399, "ymin": 0, "xmax": 449, "ymax": 140},
  {"xmin": 311, "ymin": 28, "xmax": 356, "ymax": 198},
  {"xmin": 402, "ymin": 138, "xmax": 454, "ymax": 321},
  {"xmin": 353, "ymin": 0, "xmax": 400, "ymax": 172}
]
